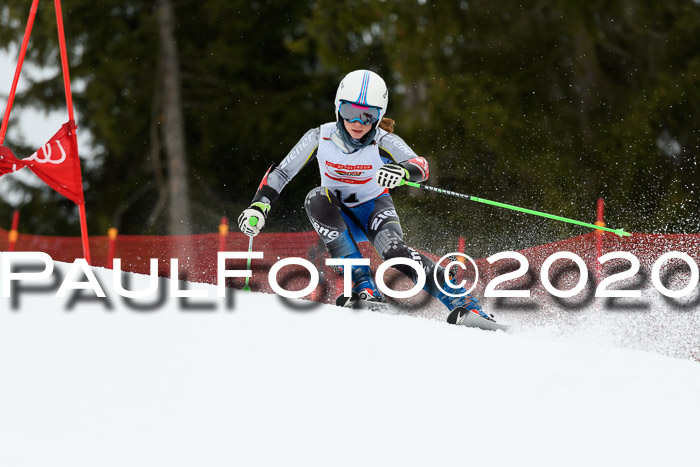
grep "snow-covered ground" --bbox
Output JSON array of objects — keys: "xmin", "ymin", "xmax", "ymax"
[{"xmin": 1, "ymin": 261, "xmax": 699, "ymax": 467}]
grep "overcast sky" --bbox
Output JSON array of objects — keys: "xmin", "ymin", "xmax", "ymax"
[{"xmin": 0, "ymin": 49, "xmax": 68, "ymax": 148}]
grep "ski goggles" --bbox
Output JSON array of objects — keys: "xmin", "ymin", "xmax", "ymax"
[{"xmin": 339, "ymin": 101, "xmax": 381, "ymax": 125}]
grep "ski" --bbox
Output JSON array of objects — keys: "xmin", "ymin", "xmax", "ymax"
[
  {"xmin": 447, "ymin": 307, "xmax": 512, "ymax": 332},
  {"xmin": 335, "ymin": 293, "xmax": 395, "ymax": 312},
  {"xmin": 336, "ymin": 295, "xmax": 509, "ymax": 329},
  {"xmin": 336, "ymin": 292, "xmax": 361, "ymax": 308}
]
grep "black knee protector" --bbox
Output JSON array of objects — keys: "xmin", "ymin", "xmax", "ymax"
[
  {"xmin": 304, "ymin": 187, "xmax": 347, "ymax": 244},
  {"xmin": 373, "ymin": 226, "xmax": 431, "ymax": 283}
]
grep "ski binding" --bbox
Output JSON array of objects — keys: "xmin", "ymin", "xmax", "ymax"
[
  {"xmin": 335, "ymin": 292, "xmax": 392, "ymax": 312},
  {"xmin": 447, "ymin": 307, "xmax": 511, "ymax": 332}
]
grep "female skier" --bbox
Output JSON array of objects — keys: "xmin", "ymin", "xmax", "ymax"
[{"xmin": 238, "ymin": 69, "xmax": 491, "ymax": 321}]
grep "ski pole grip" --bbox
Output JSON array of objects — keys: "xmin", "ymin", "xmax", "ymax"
[{"xmin": 249, "ymin": 217, "xmax": 259, "ymax": 227}]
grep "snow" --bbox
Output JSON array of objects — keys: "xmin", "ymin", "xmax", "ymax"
[{"xmin": 1, "ymin": 261, "xmax": 700, "ymax": 467}]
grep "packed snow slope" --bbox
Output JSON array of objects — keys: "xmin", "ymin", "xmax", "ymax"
[{"xmin": 1, "ymin": 261, "xmax": 699, "ymax": 467}]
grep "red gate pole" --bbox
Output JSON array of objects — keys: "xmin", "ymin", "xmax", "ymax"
[
  {"xmin": 54, "ymin": 0, "xmax": 75, "ymax": 122},
  {"xmin": 0, "ymin": 0, "xmax": 40, "ymax": 145},
  {"xmin": 8, "ymin": 210, "xmax": 20, "ymax": 252},
  {"xmin": 54, "ymin": 0, "xmax": 91, "ymax": 264}
]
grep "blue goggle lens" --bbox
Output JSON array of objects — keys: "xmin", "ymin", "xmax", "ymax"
[{"xmin": 339, "ymin": 101, "xmax": 380, "ymax": 125}]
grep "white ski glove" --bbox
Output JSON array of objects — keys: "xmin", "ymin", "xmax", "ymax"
[
  {"xmin": 375, "ymin": 163, "xmax": 409, "ymax": 189},
  {"xmin": 238, "ymin": 202, "xmax": 270, "ymax": 237}
]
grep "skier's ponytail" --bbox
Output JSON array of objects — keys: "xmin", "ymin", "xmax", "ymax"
[{"xmin": 379, "ymin": 117, "xmax": 395, "ymax": 133}]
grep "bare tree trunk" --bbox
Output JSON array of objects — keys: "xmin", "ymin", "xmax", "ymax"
[{"xmin": 157, "ymin": 0, "xmax": 192, "ymax": 237}]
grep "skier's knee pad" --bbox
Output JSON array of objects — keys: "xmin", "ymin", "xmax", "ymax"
[
  {"xmin": 373, "ymin": 228, "xmax": 427, "ymax": 284},
  {"xmin": 373, "ymin": 224, "xmax": 408, "ymax": 260},
  {"xmin": 304, "ymin": 187, "xmax": 346, "ymax": 244},
  {"xmin": 304, "ymin": 187, "xmax": 341, "ymax": 217}
]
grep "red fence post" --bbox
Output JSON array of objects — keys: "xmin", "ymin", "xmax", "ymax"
[
  {"xmin": 595, "ymin": 198, "xmax": 605, "ymax": 280},
  {"xmin": 8, "ymin": 210, "xmax": 20, "ymax": 252},
  {"xmin": 107, "ymin": 227, "xmax": 118, "ymax": 267},
  {"xmin": 457, "ymin": 235, "xmax": 466, "ymax": 283},
  {"xmin": 218, "ymin": 217, "xmax": 229, "ymax": 251}
]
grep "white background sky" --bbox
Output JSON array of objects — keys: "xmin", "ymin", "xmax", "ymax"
[{"xmin": 0, "ymin": 48, "xmax": 68, "ymax": 148}]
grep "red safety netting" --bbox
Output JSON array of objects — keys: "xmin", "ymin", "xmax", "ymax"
[{"xmin": 2, "ymin": 227, "xmax": 699, "ymax": 306}]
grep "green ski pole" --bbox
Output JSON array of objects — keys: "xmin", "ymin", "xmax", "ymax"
[
  {"xmin": 242, "ymin": 217, "xmax": 258, "ymax": 292},
  {"xmin": 242, "ymin": 164, "xmax": 275, "ymax": 292},
  {"xmin": 400, "ymin": 180, "xmax": 630, "ymax": 237}
]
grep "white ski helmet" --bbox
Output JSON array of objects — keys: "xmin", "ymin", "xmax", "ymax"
[{"xmin": 334, "ymin": 69, "xmax": 388, "ymax": 124}]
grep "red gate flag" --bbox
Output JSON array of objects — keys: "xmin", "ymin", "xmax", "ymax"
[{"xmin": 0, "ymin": 120, "xmax": 85, "ymax": 204}]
